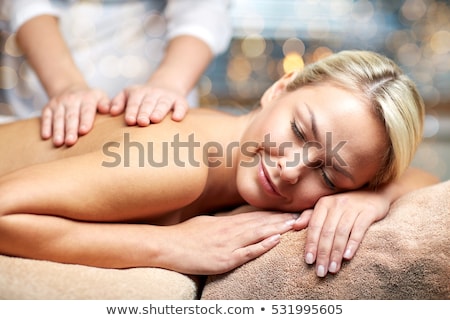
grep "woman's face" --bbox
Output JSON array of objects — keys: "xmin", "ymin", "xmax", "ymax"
[{"xmin": 236, "ymin": 79, "xmax": 387, "ymax": 212}]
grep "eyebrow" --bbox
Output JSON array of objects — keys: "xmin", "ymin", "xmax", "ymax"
[{"xmin": 305, "ymin": 103, "xmax": 355, "ymax": 183}]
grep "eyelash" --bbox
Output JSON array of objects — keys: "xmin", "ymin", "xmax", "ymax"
[
  {"xmin": 290, "ymin": 120, "xmax": 305, "ymax": 141},
  {"xmin": 290, "ymin": 119, "xmax": 336, "ymax": 190},
  {"xmin": 321, "ymin": 169, "xmax": 336, "ymax": 190}
]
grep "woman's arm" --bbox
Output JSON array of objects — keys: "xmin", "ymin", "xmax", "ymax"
[
  {"xmin": 0, "ymin": 202, "xmax": 297, "ymax": 274},
  {"xmin": 293, "ymin": 167, "xmax": 439, "ymax": 277},
  {"xmin": 16, "ymin": 15, "xmax": 110, "ymax": 146}
]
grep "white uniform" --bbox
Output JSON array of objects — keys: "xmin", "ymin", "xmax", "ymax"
[{"xmin": 0, "ymin": 0, "xmax": 231, "ymax": 121}]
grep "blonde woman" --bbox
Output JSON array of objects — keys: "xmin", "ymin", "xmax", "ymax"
[{"xmin": 0, "ymin": 51, "xmax": 438, "ymax": 277}]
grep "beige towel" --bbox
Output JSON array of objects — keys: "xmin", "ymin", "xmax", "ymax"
[{"xmin": 0, "ymin": 256, "xmax": 199, "ymax": 299}]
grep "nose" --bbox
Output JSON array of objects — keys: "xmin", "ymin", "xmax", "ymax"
[{"xmin": 277, "ymin": 152, "xmax": 308, "ymax": 184}]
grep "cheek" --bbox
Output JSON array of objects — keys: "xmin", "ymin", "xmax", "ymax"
[
  {"xmin": 235, "ymin": 165, "xmax": 257, "ymax": 199},
  {"xmin": 290, "ymin": 194, "xmax": 318, "ymax": 211},
  {"xmin": 288, "ymin": 180, "xmax": 333, "ymax": 211},
  {"xmin": 245, "ymin": 109, "xmax": 287, "ymax": 145}
]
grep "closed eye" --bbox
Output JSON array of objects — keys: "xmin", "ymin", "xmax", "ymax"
[
  {"xmin": 291, "ymin": 119, "xmax": 335, "ymax": 190},
  {"xmin": 320, "ymin": 168, "xmax": 336, "ymax": 190},
  {"xmin": 290, "ymin": 120, "xmax": 305, "ymax": 141}
]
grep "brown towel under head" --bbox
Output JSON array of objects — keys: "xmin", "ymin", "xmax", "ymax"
[{"xmin": 202, "ymin": 180, "xmax": 450, "ymax": 300}]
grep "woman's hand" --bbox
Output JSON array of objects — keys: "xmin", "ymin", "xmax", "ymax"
[
  {"xmin": 159, "ymin": 208, "xmax": 298, "ymax": 275},
  {"xmin": 293, "ymin": 190, "xmax": 390, "ymax": 277},
  {"xmin": 109, "ymin": 84, "xmax": 189, "ymax": 127},
  {"xmin": 41, "ymin": 85, "xmax": 110, "ymax": 147}
]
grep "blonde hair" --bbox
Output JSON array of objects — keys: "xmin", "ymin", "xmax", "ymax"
[{"xmin": 286, "ymin": 50, "xmax": 425, "ymax": 188}]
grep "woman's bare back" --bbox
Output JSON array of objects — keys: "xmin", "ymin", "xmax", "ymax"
[
  {"xmin": 0, "ymin": 109, "xmax": 236, "ymax": 173},
  {"xmin": 0, "ymin": 109, "xmax": 242, "ymax": 223}
]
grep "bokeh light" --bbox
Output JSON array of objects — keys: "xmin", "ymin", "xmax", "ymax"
[
  {"xmin": 241, "ymin": 34, "xmax": 266, "ymax": 58},
  {"xmin": 430, "ymin": 30, "xmax": 450, "ymax": 54},
  {"xmin": 0, "ymin": 66, "xmax": 17, "ymax": 89},
  {"xmin": 282, "ymin": 38, "xmax": 305, "ymax": 56},
  {"xmin": 4, "ymin": 34, "xmax": 22, "ymax": 57},
  {"xmin": 312, "ymin": 46, "xmax": 333, "ymax": 62},
  {"xmin": 282, "ymin": 52, "xmax": 304, "ymax": 74},
  {"xmin": 351, "ymin": 0, "xmax": 374, "ymax": 23},
  {"xmin": 227, "ymin": 55, "xmax": 252, "ymax": 82}
]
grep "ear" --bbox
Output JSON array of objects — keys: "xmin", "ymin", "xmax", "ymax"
[{"xmin": 260, "ymin": 71, "xmax": 298, "ymax": 107}]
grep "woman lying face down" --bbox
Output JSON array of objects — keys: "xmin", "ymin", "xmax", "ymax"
[{"xmin": 0, "ymin": 50, "xmax": 437, "ymax": 277}]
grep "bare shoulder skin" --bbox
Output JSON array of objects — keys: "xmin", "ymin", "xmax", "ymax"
[{"xmin": 0, "ymin": 109, "xmax": 242, "ymax": 223}]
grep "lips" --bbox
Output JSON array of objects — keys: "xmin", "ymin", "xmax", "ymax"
[{"xmin": 258, "ymin": 157, "xmax": 282, "ymax": 197}]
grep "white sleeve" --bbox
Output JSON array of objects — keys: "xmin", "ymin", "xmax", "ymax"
[
  {"xmin": 164, "ymin": 0, "xmax": 232, "ymax": 56},
  {"xmin": 8, "ymin": 0, "xmax": 61, "ymax": 32}
]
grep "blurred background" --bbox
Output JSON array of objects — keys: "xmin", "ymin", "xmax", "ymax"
[
  {"xmin": 203, "ymin": 0, "xmax": 450, "ymax": 182},
  {"xmin": 1, "ymin": 0, "xmax": 449, "ymax": 181}
]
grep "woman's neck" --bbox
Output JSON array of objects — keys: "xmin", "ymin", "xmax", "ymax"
[{"xmin": 177, "ymin": 108, "xmax": 257, "ymax": 217}]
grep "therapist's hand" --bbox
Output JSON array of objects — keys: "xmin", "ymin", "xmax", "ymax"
[
  {"xmin": 109, "ymin": 84, "xmax": 189, "ymax": 127},
  {"xmin": 41, "ymin": 85, "xmax": 110, "ymax": 147}
]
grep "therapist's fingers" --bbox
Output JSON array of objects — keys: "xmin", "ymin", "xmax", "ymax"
[
  {"xmin": 77, "ymin": 101, "xmax": 98, "ymax": 135},
  {"xmin": 41, "ymin": 107, "xmax": 53, "ymax": 140},
  {"xmin": 110, "ymin": 91, "xmax": 127, "ymax": 117},
  {"xmin": 146, "ymin": 97, "xmax": 172, "ymax": 124},
  {"xmin": 169, "ymin": 98, "xmax": 189, "ymax": 122},
  {"xmin": 40, "ymin": 87, "xmax": 108, "ymax": 147},
  {"xmin": 125, "ymin": 91, "xmax": 174, "ymax": 126},
  {"xmin": 111, "ymin": 86, "xmax": 148, "ymax": 125},
  {"xmin": 63, "ymin": 103, "xmax": 81, "ymax": 146},
  {"xmin": 96, "ymin": 96, "xmax": 112, "ymax": 114},
  {"xmin": 51, "ymin": 104, "xmax": 66, "ymax": 147},
  {"xmin": 119, "ymin": 87, "xmax": 151, "ymax": 126},
  {"xmin": 112, "ymin": 85, "xmax": 191, "ymax": 126},
  {"xmin": 125, "ymin": 94, "xmax": 146, "ymax": 126},
  {"xmin": 134, "ymin": 88, "xmax": 184, "ymax": 125}
]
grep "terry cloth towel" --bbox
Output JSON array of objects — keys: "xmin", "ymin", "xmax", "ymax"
[
  {"xmin": 201, "ymin": 180, "xmax": 450, "ymax": 300},
  {"xmin": 0, "ymin": 256, "xmax": 199, "ymax": 299}
]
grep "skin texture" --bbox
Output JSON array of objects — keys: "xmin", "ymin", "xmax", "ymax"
[{"xmin": 0, "ymin": 76, "xmax": 439, "ymax": 276}]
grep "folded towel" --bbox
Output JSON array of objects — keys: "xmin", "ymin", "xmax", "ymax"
[
  {"xmin": 0, "ymin": 256, "xmax": 199, "ymax": 299},
  {"xmin": 202, "ymin": 180, "xmax": 450, "ymax": 299}
]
